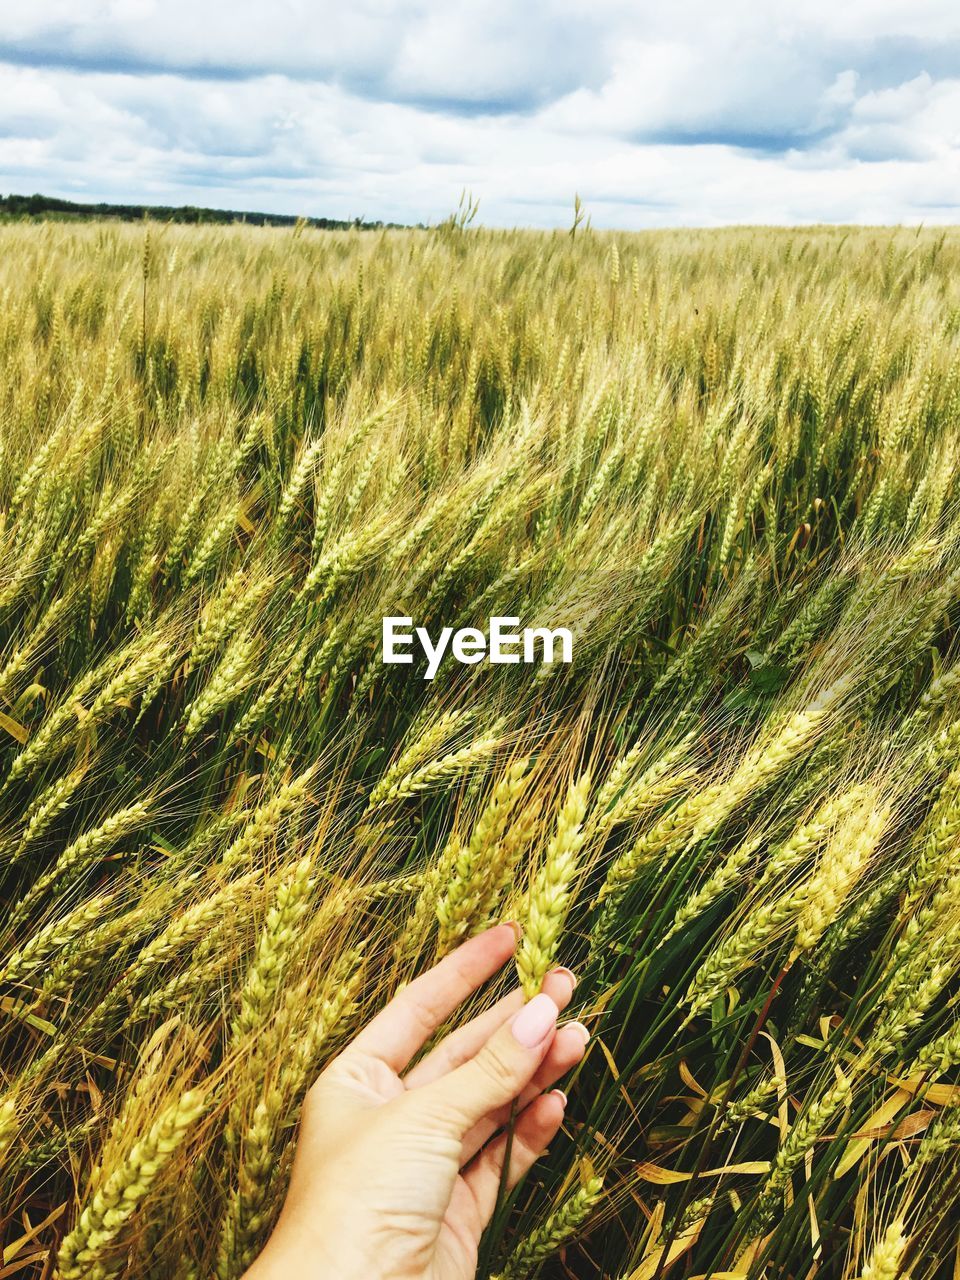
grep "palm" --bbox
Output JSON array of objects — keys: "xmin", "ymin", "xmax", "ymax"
[
  {"xmin": 319, "ymin": 1056, "xmax": 485, "ymax": 1280},
  {"xmin": 435, "ymin": 1181, "xmax": 486, "ymax": 1280}
]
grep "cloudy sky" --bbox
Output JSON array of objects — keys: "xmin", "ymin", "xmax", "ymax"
[{"xmin": 1, "ymin": 0, "xmax": 958, "ymax": 228}]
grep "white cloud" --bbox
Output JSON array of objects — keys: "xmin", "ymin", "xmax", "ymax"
[{"xmin": 0, "ymin": 0, "xmax": 957, "ymax": 226}]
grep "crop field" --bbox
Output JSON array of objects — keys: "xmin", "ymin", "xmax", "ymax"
[{"xmin": 2, "ymin": 220, "xmax": 960, "ymax": 1278}]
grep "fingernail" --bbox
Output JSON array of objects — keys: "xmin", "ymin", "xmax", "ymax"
[
  {"xmin": 564, "ymin": 1021, "xmax": 591, "ymax": 1045},
  {"xmin": 500, "ymin": 920, "xmax": 523, "ymax": 944},
  {"xmin": 511, "ymin": 993, "xmax": 559, "ymax": 1047},
  {"xmin": 551, "ymin": 1089, "xmax": 568, "ymax": 1108},
  {"xmin": 549, "ymin": 966, "xmax": 577, "ymax": 991}
]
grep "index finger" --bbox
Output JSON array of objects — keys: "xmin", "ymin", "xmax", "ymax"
[{"xmin": 347, "ymin": 923, "xmax": 520, "ymax": 1072}]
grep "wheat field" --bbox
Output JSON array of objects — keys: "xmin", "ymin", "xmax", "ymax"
[{"xmin": 2, "ymin": 219, "xmax": 960, "ymax": 1278}]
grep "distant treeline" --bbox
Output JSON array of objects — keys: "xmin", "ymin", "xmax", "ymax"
[{"xmin": 0, "ymin": 192, "xmax": 415, "ymax": 230}]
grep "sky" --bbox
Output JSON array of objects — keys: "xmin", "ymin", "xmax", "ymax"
[{"xmin": 0, "ymin": 1, "xmax": 958, "ymax": 228}]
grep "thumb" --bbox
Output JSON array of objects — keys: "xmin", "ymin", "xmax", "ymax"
[{"xmin": 413, "ymin": 992, "xmax": 560, "ymax": 1136}]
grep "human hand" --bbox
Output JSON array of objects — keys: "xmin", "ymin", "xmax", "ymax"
[{"xmin": 243, "ymin": 923, "xmax": 589, "ymax": 1280}]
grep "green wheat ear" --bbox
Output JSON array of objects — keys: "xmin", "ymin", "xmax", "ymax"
[
  {"xmin": 494, "ymin": 1174, "xmax": 604, "ymax": 1280},
  {"xmin": 517, "ymin": 773, "xmax": 590, "ymax": 997},
  {"xmin": 58, "ymin": 1088, "xmax": 209, "ymax": 1280},
  {"xmin": 855, "ymin": 1220, "xmax": 908, "ymax": 1280}
]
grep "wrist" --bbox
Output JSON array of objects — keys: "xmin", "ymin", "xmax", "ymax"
[{"xmin": 241, "ymin": 1223, "xmax": 366, "ymax": 1280}]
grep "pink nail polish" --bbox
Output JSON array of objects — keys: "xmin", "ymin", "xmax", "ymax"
[
  {"xmin": 549, "ymin": 966, "xmax": 577, "ymax": 990},
  {"xmin": 511, "ymin": 993, "xmax": 559, "ymax": 1047},
  {"xmin": 564, "ymin": 1021, "xmax": 591, "ymax": 1045}
]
